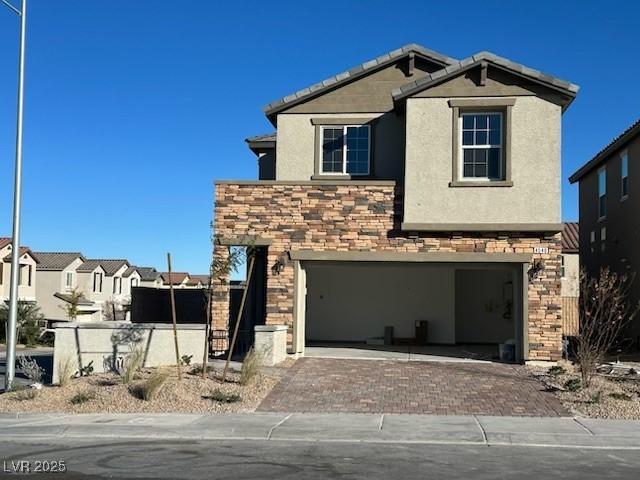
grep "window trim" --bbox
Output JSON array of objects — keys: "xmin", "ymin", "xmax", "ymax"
[
  {"xmin": 93, "ymin": 271, "xmax": 103, "ymax": 293},
  {"xmin": 598, "ymin": 167, "xmax": 607, "ymax": 220},
  {"xmin": 459, "ymin": 111, "xmax": 504, "ymax": 181},
  {"xmin": 448, "ymin": 98, "xmax": 515, "ymax": 187},
  {"xmin": 620, "ymin": 150, "xmax": 629, "ymax": 201},
  {"xmin": 317, "ymin": 124, "xmax": 371, "ymax": 177},
  {"xmin": 64, "ymin": 271, "xmax": 74, "ymax": 290},
  {"xmin": 312, "ymin": 118, "xmax": 376, "ymax": 179}
]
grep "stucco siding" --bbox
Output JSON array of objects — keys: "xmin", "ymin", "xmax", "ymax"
[
  {"xmin": 561, "ymin": 253, "xmax": 579, "ymax": 297},
  {"xmin": 275, "ymin": 112, "xmax": 405, "ymax": 182},
  {"xmin": 403, "ymin": 95, "xmax": 561, "ymax": 225}
]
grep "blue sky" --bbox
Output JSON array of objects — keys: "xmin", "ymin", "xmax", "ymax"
[{"xmin": 0, "ymin": 0, "xmax": 638, "ymax": 273}]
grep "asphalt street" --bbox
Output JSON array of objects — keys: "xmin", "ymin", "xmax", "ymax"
[{"xmin": 2, "ymin": 438, "xmax": 640, "ymax": 480}]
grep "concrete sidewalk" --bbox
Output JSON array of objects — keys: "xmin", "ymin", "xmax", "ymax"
[{"xmin": 2, "ymin": 412, "xmax": 640, "ymax": 449}]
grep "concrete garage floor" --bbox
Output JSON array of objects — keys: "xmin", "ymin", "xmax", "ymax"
[{"xmin": 305, "ymin": 342, "xmax": 501, "ymax": 363}]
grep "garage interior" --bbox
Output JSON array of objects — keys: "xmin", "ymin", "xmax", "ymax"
[{"xmin": 299, "ymin": 261, "xmax": 525, "ymax": 362}]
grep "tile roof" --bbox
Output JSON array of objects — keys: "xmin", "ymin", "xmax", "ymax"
[
  {"xmin": 0, "ymin": 237, "xmax": 10, "ymax": 249},
  {"xmin": 53, "ymin": 292, "xmax": 95, "ymax": 306},
  {"xmin": 137, "ymin": 267, "xmax": 160, "ymax": 281},
  {"xmin": 160, "ymin": 272, "xmax": 189, "ymax": 285},
  {"xmin": 34, "ymin": 252, "xmax": 85, "ymax": 271},
  {"xmin": 562, "ymin": 222, "xmax": 579, "ymax": 253},
  {"xmin": 122, "ymin": 266, "xmax": 139, "ymax": 278},
  {"xmin": 77, "ymin": 259, "xmax": 129, "ymax": 275},
  {"xmin": 186, "ymin": 274, "xmax": 209, "ymax": 286},
  {"xmin": 263, "ymin": 43, "xmax": 457, "ymax": 118},
  {"xmin": 391, "ymin": 51, "xmax": 579, "ymax": 105},
  {"xmin": 569, "ymin": 118, "xmax": 640, "ymax": 183},
  {"xmin": 3, "ymin": 247, "xmax": 38, "ymax": 262},
  {"xmin": 246, "ymin": 133, "xmax": 276, "ymax": 143}
]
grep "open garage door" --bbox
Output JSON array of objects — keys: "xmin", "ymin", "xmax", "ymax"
[{"xmin": 300, "ymin": 261, "xmax": 524, "ymax": 361}]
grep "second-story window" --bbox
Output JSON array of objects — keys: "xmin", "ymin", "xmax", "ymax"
[
  {"xmin": 93, "ymin": 272, "xmax": 103, "ymax": 293},
  {"xmin": 598, "ymin": 168, "xmax": 607, "ymax": 218},
  {"xmin": 621, "ymin": 151, "xmax": 629, "ymax": 199},
  {"xmin": 131, "ymin": 277, "xmax": 139, "ymax": 289},
  {"xmin": 65, "ymin": 272, "xmax": 74, "ymax": 289},
  {"xmin": 461, "ymin": 112, "xmax": 503, "ymax": 180},
  {"xmin": 320, "ymin": 125, "xmax": 370, "ymax": 176},
  {"xmin": 113, "ymin": 277, "xmax": 122, "ymax": 294}
]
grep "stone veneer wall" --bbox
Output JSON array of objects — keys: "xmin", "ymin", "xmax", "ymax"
[{"xmin": 213, "ymin": 182, "xmax": 562, "ymax": 361}]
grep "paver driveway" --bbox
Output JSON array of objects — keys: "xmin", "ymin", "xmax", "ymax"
[{"xmin": 258, "ymin": 358, "xmax": 567, "ymax": 416}]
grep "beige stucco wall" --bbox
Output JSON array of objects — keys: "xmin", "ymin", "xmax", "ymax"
[
  {"xmin": 275, "ymin": 112, "xmax": 406, "ymax": 181},
  {"xmin": 0, "ymin": 245, "xmax": 37, "ymax": 301},
  {"xmin": 561, "ymin": 253, "xmax": 580, "ymax": 297},
  {"xmin": 403, "ymin": 95, "xmax": 561, "ymax": 225},
  {"xmin": 36, "ymin": 257, "xmax": 84, "ymax": 321},
  {"xmin": 52, "ymin": 322, "xmax": 205, "ymax": 384}
]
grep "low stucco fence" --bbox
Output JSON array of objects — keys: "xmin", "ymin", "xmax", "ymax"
[{"xmin": 52, "ymin": 321, "xmax": 205, "ymax": 384}]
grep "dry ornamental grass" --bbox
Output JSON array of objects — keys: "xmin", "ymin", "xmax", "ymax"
[{"xmin": 0, "ymin": 367, "xmax": 279, "ymax": 414}]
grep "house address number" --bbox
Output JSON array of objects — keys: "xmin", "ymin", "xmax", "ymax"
[{"xmin": 534, "ymin": 247, "xmax": 549, "ymax": 254}]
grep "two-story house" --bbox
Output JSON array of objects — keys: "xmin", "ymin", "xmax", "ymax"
[
  {"xmin": 33, "ymin": 252, "xmax": 99, "ymax": 323},
  {"xmin": 569, "ymin": 119, "xmax": 640, "ymax": 348},
  {"xmin": 76, "ymin": 259, "xmax": 130, "ymax": 320},
  {"xmin": 0, "ymin": 237, "xmax": 39, "ymax": 303},
  {"xmin": 213, "ymin": 44, "xmax": 579, "ymax": 362}
]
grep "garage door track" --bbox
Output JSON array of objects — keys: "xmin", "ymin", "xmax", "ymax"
[{"xmin": 258, "ymin": 358, "xmax": 567, "ymax": 416}]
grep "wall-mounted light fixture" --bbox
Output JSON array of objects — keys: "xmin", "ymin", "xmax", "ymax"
[{"xmin": 528, "ymin": 260, "xmax": 544, "ymax": 282}]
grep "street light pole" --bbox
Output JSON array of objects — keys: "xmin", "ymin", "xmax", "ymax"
[{"xmin": 3, "ymin": 0, "xmax": 27, "ymax": 391}]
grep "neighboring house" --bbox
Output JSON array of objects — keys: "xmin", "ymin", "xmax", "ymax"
[
  {"xmin": 213, "ymin": 44, "xmax": 579, "ymax": 362},
  {"xmin": 137, "ymin": 267, "xmax": 162, "ymax": 288},
  {"xmin": 122, "ymin": 266, "xmax": 143, "ymax": 296},
  {"xmin": 76, "ymin": 259, "xmax": 130, "ymax": 320},
  {"xmin": 0, "ymin": 237, "xmax": 38, "ymax": 302},
  {"xmin": 560, "ymin": 222, "xmax": 579, "ymax": 336},
  {"xmin": 569, "ymin": 118, "xmax": 640, "ymax": 347},
  {"xmin": 33, "ymin": 252, "xmax": 100, "ymax": 323},
  {"xmin": 187, "ymin": 275, "xmax": 210, "ymax": 288},
  {"xmin": 159, "ymin": 272, "xmax": 191, "ymax": 288}
]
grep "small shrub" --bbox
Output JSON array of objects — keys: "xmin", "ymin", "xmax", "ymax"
[
  {"xmin": 181, "ymin": 355, "xmax": 193, "ymax": 366},
  {"xmin": 79, "ymin": 361, "xmax": 94, "ymax": 377},
  {"xmin": 564, "ymin": 378, "xmax": 582, "ymax": 392},
  {"xmin": 56, "ymin": 355, "xmax": 76, "ymax": 387},
  {"xmin": 208, "ymin": 389, "xmax": 241, "ymax": 403},
  {"xmin": 590, "ymin": 390, "xmax": 602, "ymax": 404},
  {"xmin": 18, "ymin": 355, "xmax": 45, "ymax": 384},
  {"xmin": 548, "ymin": 365, "xmax": 566, "ymax": 377},
  {"xmin": 189, "ymin": 364, "xmax": 205, "ymax": 376},
  {"xmin": 70, "ymin": 391, "xmax": 95, "ymax": 405},
  {"xmin": 119, "ymin": 346, "xmax": 145, "ymax": 384},
  {"xmin": 240, "ymin": 348, "xmax": 262, "ymax": 386},
  {"xmin": 609, "ymin": 392, "xmax": 633, "ymax": 401},
  {"xmin": 11, "ymin": 387, "xmax": 39, "ymax": 402},
  {"xmin": 130, "ymin": 371, "xmax": 168, "ymax": 401}
]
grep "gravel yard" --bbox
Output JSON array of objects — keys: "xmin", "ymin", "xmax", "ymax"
[
  {"xmin": 529, "ymin": 361, "xmax": 640, "ymax": 419},
  {"xmin": 0, "ymin": 366, "xmax": 281, "ymax": 414}
]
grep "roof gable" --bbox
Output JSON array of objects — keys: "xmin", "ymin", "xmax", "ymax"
[
  {"xmin": 34, "ymin": 252, "xmax": 85, "ymax": 271},
  {"xmin": 77, "ymin": 259, "xmax": 129, "ymax": 275},
  {"xmin": 392, "ymin": 51, "xmax": 578, "ymax": 110},
  {"xmin": 263, "ymin": 44, "xmax": 457, "ymax": 122}
]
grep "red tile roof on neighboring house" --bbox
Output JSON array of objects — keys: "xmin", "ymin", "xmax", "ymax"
[
  {"xmin": 562, "ymin": 222, "xmax": 579, "ymax": 253},
  {"xmin": 160, "ymin": 272, "xmax": 189, "ymax": 285},
  {"xmin": 1, "ymin": 238, "xmax": 39, "ymax": 263},
  {"xmin": 186, "ymin": 274, "xmax": 209, "ymax": 286}
]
